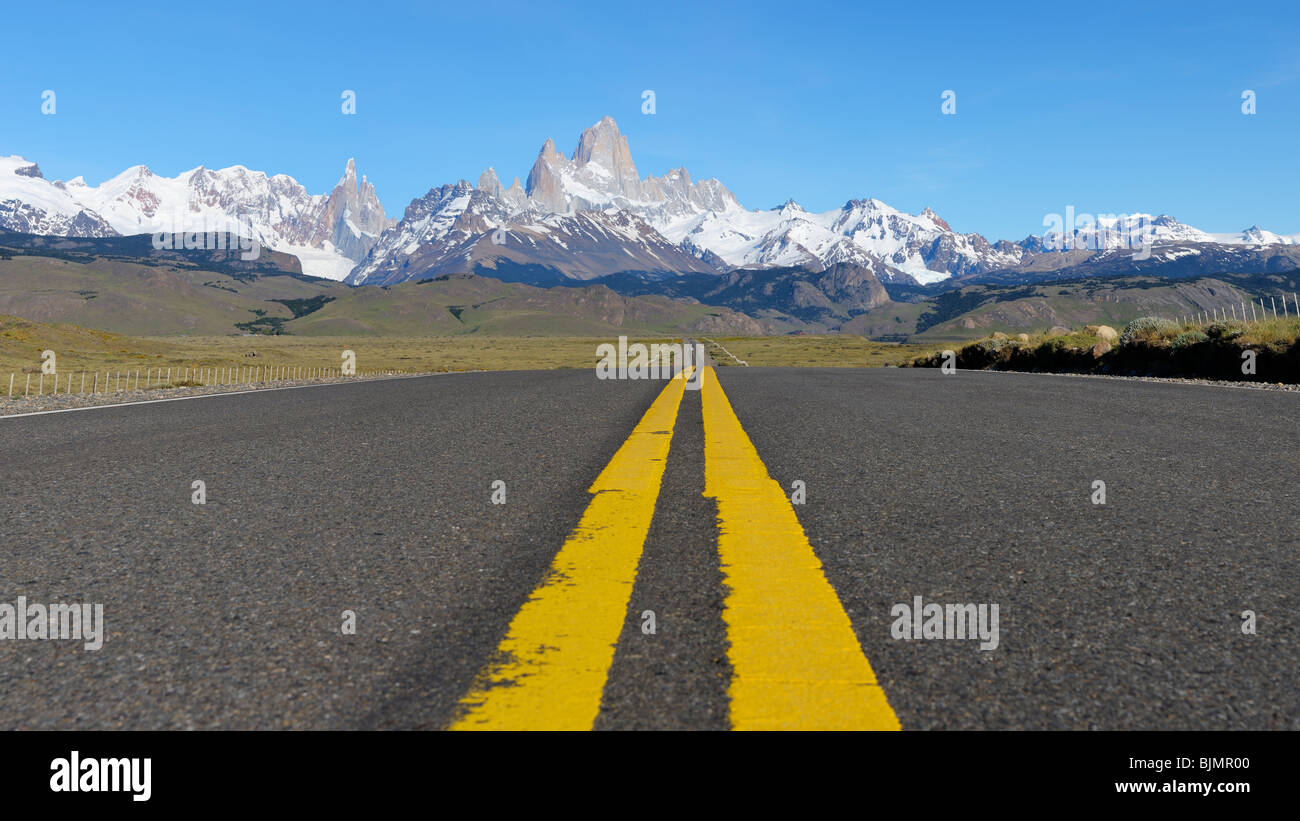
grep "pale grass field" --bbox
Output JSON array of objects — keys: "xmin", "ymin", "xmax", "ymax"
[
  {"xmin": 703, "ymin": 335, "xmax": 927, "ymax": 367},
  {"xmin": 0, "ymin": 323, "xmax": 681, "ymax": 390}
]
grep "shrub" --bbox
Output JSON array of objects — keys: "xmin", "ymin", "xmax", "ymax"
[
  {"xmin": 1119, "ymin": 316, "xmax": 1178, "ymax": 346},
  {"xmin": 1170, "ymin": 331, "xmax": 1208, "ymax": 350},
  {"xmin": 1203, "ymin": 321, "xmax": 1245, "ymax": 341}
]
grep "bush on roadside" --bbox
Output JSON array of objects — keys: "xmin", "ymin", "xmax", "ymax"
[
  {"xmin": 1170, "ymin": 331, "xmax": 1208, "ymax": 350},
  {"xmin": 1203, "ymin": 321, "xmax": 1245, "ymax": 341},
  {"xmin": 1119, "ymin": 317, "xmax": 1178, "ymax": 347}
]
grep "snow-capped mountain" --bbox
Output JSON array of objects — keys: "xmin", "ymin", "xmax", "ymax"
[
  {"xmin": 523, "ymin": 117, "xmax": 739, "ymax": 221},
  {"xmin": 346, "ymin": 178, "xmax": 716, "ymax": 285},
  {"xmin": 656, "ymin": 198, "xmax": 1025, "ymax": 284},
  {"xmin": 0, "ymin": 155, "xmax": 390, "ymax": 279},
  {"xmin": 0, "ymin": 157, "xmax": 117, "ymax": 237},
  {"xmin": 1215, "ymin": 225, "xmax": 1300, "ymax": 246},
  {"xmin": 1032, "ymin": 213, "xmax": 1241, "ymax": 253}
]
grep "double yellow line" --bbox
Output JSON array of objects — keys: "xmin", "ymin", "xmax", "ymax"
[{"xmin": 450, "ymin": 366, "xmax": 899, "ymax": 731}]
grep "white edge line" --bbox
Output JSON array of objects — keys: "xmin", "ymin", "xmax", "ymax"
[{"xmin": 0, "ymin": 373, "xmax": 437, "ymax": 420}]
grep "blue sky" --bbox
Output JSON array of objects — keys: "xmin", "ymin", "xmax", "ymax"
[{"xmin": 3, "ymin": 0, "xmax": 1298, "ymax": 240}]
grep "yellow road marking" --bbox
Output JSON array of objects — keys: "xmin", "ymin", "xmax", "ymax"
[
  {"xmin": 701, "ymin": 366, "xmax": 900, "ymax": 730},
  {"xmin": 450, "ymin": 368, "xmax": 693, "ymax": 730}
]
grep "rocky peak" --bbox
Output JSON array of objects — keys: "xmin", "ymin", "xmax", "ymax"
[
  {"xmin": 920, "ymin": 207, "xmax": 952, "ymax": 232},
  {"xmin": 477, "ymin": 167, "xmax": 504, "ymax": 198},
  {"xmin": 526, "ymin": 138, "xmax": 570, "ymax": 214},
  {"xmin": 520, "ymin": 116, "xmax": 738, "ymax": 220},
  {"xmin": 571, "ymin": 116, "xmax": 641, "ymax": 197},
  {"xmin": 313, "ymin": 158, "xmax": 389, "ymax": 260}
]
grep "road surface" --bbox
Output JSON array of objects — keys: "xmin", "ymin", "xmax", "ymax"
[{"xmin": 1, "ymin": 368, "xmax": 1295, "ymax": 729}]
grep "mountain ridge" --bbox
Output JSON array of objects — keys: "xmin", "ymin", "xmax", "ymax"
[{"xmin": 0, "ymin": 154, "xmax": 391, "ymax": 280}]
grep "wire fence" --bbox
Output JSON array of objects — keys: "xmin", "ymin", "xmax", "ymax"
[
  {"xmin": 5, "ymin": 366, "xmax": 408, "ymax": 399},
  {"xmin": 1175, "ymin": 293, "xmax": 1299, "ymax": 326}
]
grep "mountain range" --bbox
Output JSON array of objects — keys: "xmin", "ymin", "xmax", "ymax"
[
  {"xmin": 0, "ymin": 155, "xmax": 390, "ymax": 279},
  {"xmin": 4, "ymin": 116, "xmax": 1299, "ymax": 289}
]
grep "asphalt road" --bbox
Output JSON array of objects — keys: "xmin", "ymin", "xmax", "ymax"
[{"xmin": 0, "ymin": 368, "xmax": 1295, "ymax": 729}]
